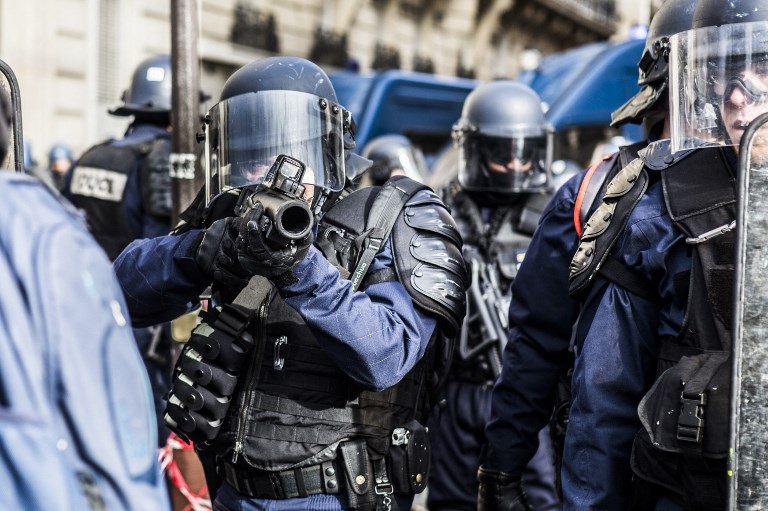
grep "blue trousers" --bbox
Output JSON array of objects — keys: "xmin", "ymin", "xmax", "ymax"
[
  {"xmin": 213, "ymin": 481, "xmax": 414, "ymax": 511},
  {"xmin": 427, "ymin": 379, "xmax": 562, "ymax": 511}
]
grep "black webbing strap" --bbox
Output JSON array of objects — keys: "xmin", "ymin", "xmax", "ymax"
[
  {"xmin": 597, "ymin": 257, "xmax": 658, "ymax": 302},
  {"xmin": 221, "ymin": 458, "xmax": 345, "ymax": 499},
  {"xmin": 207, "ymin": 276, "xmax": 272, "ymax": 352},
  {"xmin": 360, "ymin": 268, "xmax": 398, "ymax": 289},
  {"xmin": 349, "ymin": 178, "xmax": 427, "ymax": 291},
  {"xmin": 677, "ymin": 352, "xmax": 729, "ymax": 449}
]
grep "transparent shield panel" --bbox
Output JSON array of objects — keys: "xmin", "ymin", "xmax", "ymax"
[
  {"xmin": 671, "ymin": 22, "xmax": 768, "ymax": 152},
  {"xmin": 730, "ymin": 111, "xmax": 768, "ymax": 509},
  {"xmin": 0, "ymin": 59, "xmax": 22, "ymax": 171},
  {"xmin": 206, "ymin": 90, "xmax": 346, "ymax": 194}
]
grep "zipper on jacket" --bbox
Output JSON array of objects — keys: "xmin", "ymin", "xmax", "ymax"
[{"xmin": 232, "ymin": 293, "xmax": 271, "ymax": 464}]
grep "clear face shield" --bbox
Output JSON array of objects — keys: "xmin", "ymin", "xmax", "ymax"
[
  {"xmin": 670, "ymin": 21, "xmax": 768, "ymax": 158},
  {"xmin": 455, "ymin": 124, "xmax": 553, "ymax": 194},
  {"xmin": 204, "ymin": 89, "xmax": 347, "ymax": 203}
]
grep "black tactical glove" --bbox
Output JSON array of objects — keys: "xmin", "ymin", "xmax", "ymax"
[
  {"xmin": 195, "ymin": 217, "xmax": 252, "ymax": 290},
  {"xmin": 237, "ymin": 202, "xmax": 313, "ymax": 287},
  {"xmin": 477, "ymin": 466, "xmax": 533, "ymax": 511}
]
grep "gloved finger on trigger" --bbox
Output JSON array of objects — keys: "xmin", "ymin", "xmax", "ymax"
[{"xmin": 242, "ymin": 201, "xmax": 265, "ymax": 224}]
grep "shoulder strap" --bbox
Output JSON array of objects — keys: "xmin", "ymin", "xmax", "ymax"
[
  {"xmin": 574, "ymin": 141, "xmax": 646, "ymax": 236},
  {"xmin": 569, "ymin": 157, "xmax": 650, "ymax": 300},
  {"xmin": 574, "ymin": 154, "xmax": 616, "ymax": 237},
  {"xmin": 349, "ymin": 177, "xmax": 428, "ymax": 291}
]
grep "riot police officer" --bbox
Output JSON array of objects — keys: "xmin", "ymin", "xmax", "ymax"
[
  {"xmin": 64, "ymin": 54, "xmax": 174, "ymax": 260},
  {"xmin": 0, "ymin": 59, "xmax": 170, "ymax": 511},
  {"xmin": 47, "ymin": 143, "xmax": 73, "ymax": 191},
  {"xmin": 112, "ymin": 56, "xmax": 468, "ymax": 511},
  {"xmin": 563, "ymin": 0, "xmax": 768, "ymax": 508},
  {"xmin": 62, "ymin": 54, "xmax": 177, "ymax": 447},
  {"xmin": 427, "ymin": 81, "xmax": 561, "ymax": 511},
  {"xmin": 477, "ymin": 1, "xmax": 698, "ymax": 509},
  {"xmin": 359, "ymin": 134, "xmax": 428, "ymax": 187}
]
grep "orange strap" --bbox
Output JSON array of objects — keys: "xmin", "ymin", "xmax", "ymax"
[{"xmin": 573, "ymin": 155, "xmax": 612, "ymax": 237}]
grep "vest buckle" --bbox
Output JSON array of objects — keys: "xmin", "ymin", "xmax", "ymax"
[{"xmin": 677, "ymin": 391, "xmax": 707, "ymax": 444}]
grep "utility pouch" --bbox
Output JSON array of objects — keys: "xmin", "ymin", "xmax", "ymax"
[
  {"xmin": 388, "ymin": 420, "xmax": 430, "ymax": 494},
  {"xmin": 186, "ymin": 319, "xmax": 255, "ymax": 372},
  {"xmin": 170, "ymin": 372, "xmax": 231, "ymax": 418},
  {"xmin": 632, "ymin": 354, "xmax": 730, "ymax": 506},
  {"xmin": 178, "ymin": 348, "xmax": 239, "ymax": 396},
  {"xmin": 164, "ymin": 278, "xmax": 269, "ymax": 444},
  {"xmin": 637, "ymin": 351, "xmax": 730, "ymax": 458},
  {"xmin": 340, "ymin": 439, "xmax": 377, "ymax": 510},
  {"xmin": 164, "ymin": 394, "xmax": 223, "ymax": 441}
]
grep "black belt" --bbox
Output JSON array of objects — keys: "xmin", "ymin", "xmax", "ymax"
[{"xmin": 220, "ymin": 459, "xmax": 346, "ymax": 499}]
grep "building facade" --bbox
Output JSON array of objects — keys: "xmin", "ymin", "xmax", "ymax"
[{"xmin": 0, "ymin": 0, "xmax": 657, "ymax": 162}]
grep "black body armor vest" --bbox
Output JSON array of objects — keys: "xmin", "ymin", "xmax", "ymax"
[
  {"xmin": 177, "ymin": 178, "xmax": 466, "ymax": 508},
  {"xmin": 569, "ymin": 144, "xmax": 736, "ymax": 509},
  {"xmin": 68, "ymin": 138, "xmax": 164, "ymax": 260},
  {"xmin": 442, "ymin": 183, "xmax": 550, "ymax": 383},
  {"xmin": 631, "ymin": 146, "xmax": 735, "ymax": 510}
]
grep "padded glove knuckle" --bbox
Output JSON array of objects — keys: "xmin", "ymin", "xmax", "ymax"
[{"xmin": 195, "ymin": 217, "xmax": 252, "ymax": 288}]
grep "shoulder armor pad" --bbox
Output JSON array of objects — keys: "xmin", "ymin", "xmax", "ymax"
[
  {"xmin": 569, "ymin": 157, "xmax": 649, "ymax": 300},
  {"xmin": 404, "ymin": 190, "xmax": 463, "ymax": 246},
  {"xmin": 393, "ymin": 189, "xmax": 468, "ymax": 336},
  {"xmin": 638, "ymin": 139, "xmax": 697, "ymax": 171}
]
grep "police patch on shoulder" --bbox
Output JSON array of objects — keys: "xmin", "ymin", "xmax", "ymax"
[{"xmin": 69, "ymin": 166, "xmax": 128, "ymax": 202}]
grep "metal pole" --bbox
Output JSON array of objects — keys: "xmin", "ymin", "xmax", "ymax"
[{"xmin": 170, "ymin": 0, "xmax": 201, "ymax": 226}]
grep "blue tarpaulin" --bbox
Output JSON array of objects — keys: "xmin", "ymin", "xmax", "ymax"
[{"xmin": 519, "ymin": 38, "xmax": 646, "ymax": 141}]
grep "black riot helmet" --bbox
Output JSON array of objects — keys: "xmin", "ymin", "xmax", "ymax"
[
  {"xmin": 693, "ymin": 0, "xmax": 768, "ymax": 29},
  {"xmin": 109, "ymin": 55, "xmax": 172, "ymax": 122},
  {"xmin": 611, "ymin": 0, "xmax": 697, "ymax": 127},
  {"xmin": 360, "ymin": 134, "xmax": 428, "ymax": 186},
  {"xmin": 669, "ymin": 0, "xmax": 768, "ymax": 152},
  {"xmin": 453, "ymin": 81, "xmax": 552, "ymax": 194},
  {"xmin": 204, "ymin": 56, "xmax": 355, "ymax": 213}
]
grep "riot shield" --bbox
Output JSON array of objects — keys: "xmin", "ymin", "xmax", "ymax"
[
  {"xmin": 0, "ymin": 58, "xmax": 24, "ymax": 172},
  {"xmin": 729, "ymin": 110, "xmax": 768, "ymax": 510}
]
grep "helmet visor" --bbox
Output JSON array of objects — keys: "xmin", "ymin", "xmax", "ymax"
[
  {"xmin": 205, "ymin": 89, "xmax": 346, "ymax": 199},
  {"xmin": 457, "ymin": 132, "xmax": 552, "ymax": 193},
  {"xmin": 670, "ymin": 21, "xmax": 768, "ymax": 152}
]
